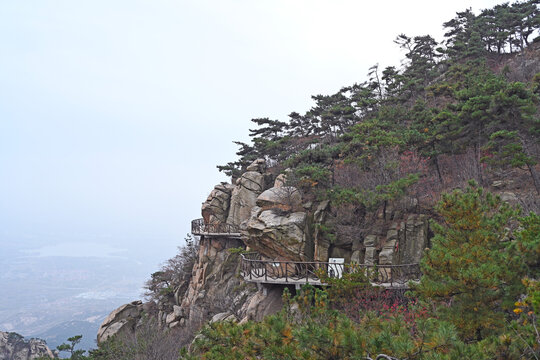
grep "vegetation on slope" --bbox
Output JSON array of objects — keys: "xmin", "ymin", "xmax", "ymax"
[{"xmin": 219, "ymin": 0, "xmax": 540, "ymax": 213}]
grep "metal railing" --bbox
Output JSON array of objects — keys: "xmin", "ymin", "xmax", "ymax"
[
  {"xmin": 240, "ymin": 252, "xmax": 420, "ymax": 287},
  {"xmin": 191, "ymin": 218, "xmax": 241, "ymax": 236}
]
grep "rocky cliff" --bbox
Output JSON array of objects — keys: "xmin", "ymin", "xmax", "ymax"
[
  {"xmin": 0, "ymin": 331, "xmax": 55, "ymax": 360},
  {"xmin": 98, "ymin": 148, "xmax": 534, "ymax": 346}
]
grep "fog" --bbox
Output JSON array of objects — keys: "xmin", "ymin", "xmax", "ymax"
[{"xmin": 0, "ymin": 0, "xmax": 503, "ymax": 342}]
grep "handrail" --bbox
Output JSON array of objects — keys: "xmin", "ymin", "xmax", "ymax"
[
  {"xmin": 191, "ymin": 218, "xmax": 241, "ymax": 236},
  {"xmin": 240, "ymin": 253, "xmax": 420, "ymax": 287}
]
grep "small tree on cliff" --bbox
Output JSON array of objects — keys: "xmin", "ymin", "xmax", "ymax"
[
  {"xmin": 144, "ymin": 234, "xmax": 199, "ymax": 304},
  {"xmin": 57, "ymin": 335, "xmax": 86, "ymax": 359},
  {"xmin": 414, "ymin": 182, "xmax": 525, "ymax": 340}
]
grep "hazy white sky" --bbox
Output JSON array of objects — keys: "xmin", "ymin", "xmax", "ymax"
[{"xmin": 0, "ymin": 0, "xmax": 504, "ymax": 263}]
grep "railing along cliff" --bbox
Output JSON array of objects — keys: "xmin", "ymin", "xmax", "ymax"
[
  {"xmin": 191, "ymin": 218, "xmax": 241, "ymax": 238},
  {"xmin": 240, "ymin": 252, "xmax": 420, "ymax": 289}
]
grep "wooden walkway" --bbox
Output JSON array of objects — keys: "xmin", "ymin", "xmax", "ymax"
[
  {"xmin": 191, "ymin": 218, "xmax": 241, "ymax": 238},
  {"xmin": 240, "ymin": 252, "xmax": 420, "ymax": 289}
]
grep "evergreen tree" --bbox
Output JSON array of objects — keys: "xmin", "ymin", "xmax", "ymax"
[
  {"xmin": 515, "ymin": 212, "xmax": 540, "ymax": 278},
  {"xmin": 414, "ymin": 183, "xmax": 525, "ymax": 340},
  {"xmin": 443, "ymin": 8, "xmax": 477, "ymax": 58},
  {"xmin": 407, "ymin": 100, "xmax": 460, "ymax": 183},
  {"xmin": 57, "ymin": 335, "xmax": 87, "ymax": 359}
]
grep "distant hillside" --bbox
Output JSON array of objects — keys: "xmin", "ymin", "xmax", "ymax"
[{"xmin": 36, "ymin": 320, "xmax": 102, "ymax": 354}]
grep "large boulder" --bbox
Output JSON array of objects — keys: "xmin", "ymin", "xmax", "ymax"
[
  {"xmin": 245, "ymin": 207, "xmax": 307, "ymax": 261},
  {"xmin": 256, "ymin": 186, "xmax": 302, "ymax": 210},
  {"xmin": 201, "ymin": 182, "xmax": 234, "ymax": 224},
  {"xmin": 226, "ymin": 160, "xmax": 266, "ymax": 227},
  {"xmin": 97, "ymin": 300, "xmax": 143, "ymax": 344}
]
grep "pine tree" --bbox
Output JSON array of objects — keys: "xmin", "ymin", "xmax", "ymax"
[
  {"xmin": 414, "ymin": 182, "xmax": 525, "ymax": 341},
  {"xmin": 515, "ymin": 212, "xmax": 540, "ymax": 278},
  {"xmin": 57, "ymin": 335, "xmax": 86, "ymax": 359}
]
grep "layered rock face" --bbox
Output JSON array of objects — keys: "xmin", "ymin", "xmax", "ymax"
[
  {"xmin": 177, "ymin": 236, "xmax": 256, "ymax": 329},
  {"xmin": 0, "ymin": 332, "xmax": 54, "ymax": 360},
  {"xmin": 201, "ymin": 182, "xmax": 234, "ymax": 224}
]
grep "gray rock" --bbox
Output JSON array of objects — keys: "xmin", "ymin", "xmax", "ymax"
[
  {"xmin": 399, "ymin": 214, "xmax": 429, "ymax": 264},
  {"xmin": 363, "ymin": 235, "xmax": 378, "ymax": 247},
  {"xmin": 246, "ymin": 158, "xmax": 266, "ymax": 172},
  {"xmin": 0, "ymin": 331, "xmax": 55, "ymax": 360},
  {"xmin": 165, "ymin": 312, "xmax": 177, "ymax": 325},
  {"xmin": 98, "ymin": 319, "xmax": 132, "ymax": 343},
  {"xmin": 97, "ymin": 300, "xmax": 143, "ymax": 344},
  {"xmin": 227, "ymin": 171, "xmax": 265, "ymax": 226},
  {"xmin": 202, "ymin": 183, "xmax": 234, "ymax": 224},
  {"xmin": 351, "ymin": 249, "xmax": 362, "ymax": 263},
  {"xmin": 245, "ymin": 209, "xmax": 307, "ymax": 261},
  {"xmin": 500, "ymin": 191, "xmax": 518, "ymax": 203},
  {"xmin": 173, "ymin": 305, "xmax": 183, "ymax": 318},
  {"xmin": 386, "ymin": 229, "xmax": 398, "ymax": 241},
  {"xmin": 209, "ymin": 312, "xmax": 237, "ymax": 323},
  {"xmin": 256, "ymin": 186, "xmax": 302, "ymax": 209},
  {"xmin": 492, "ymin": 180, "xmax": 513, "ymax": 188},
  {"xmin": 378, "ymin": 248, "xmax": 394, "ymax": 265},
  {"xmin": 274, "ymin": 173, "xmax": 287, "ymax": 188},
  {"xmin": 364, "ymin": 247, "xmax": 377, "ymax": 265}
]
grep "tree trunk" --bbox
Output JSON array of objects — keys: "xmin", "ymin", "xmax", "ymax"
[
  {"xmin": 474, "ymin": 143, "xmax": 484, "ymax": 186},
  {"xmin": 519, "ymin": 132, "xmax": 540, "ymax": 194},
  {"xmin": 526, "ymin": 163, "xmax": 540, "ymax": 195},
  {"xmin": 434, "ymin": 155, "xmax": 443, "ymax": 184}
]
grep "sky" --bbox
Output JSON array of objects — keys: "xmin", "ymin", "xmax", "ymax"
[{"xmin": 0, "ymin": 0, "xmax": 505, "ymax": 267}]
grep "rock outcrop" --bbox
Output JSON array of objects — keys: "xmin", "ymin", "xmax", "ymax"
[
  {"xmin": 226, "ymin": 160, "xmax": 267, "ymax": 227},
  {"xmin": 0, "ymin": 331, "xmax": 54, "ymax": 360},
  {"xmin": 256, "ymin": 186, "xmax": 302, "ymax": 209},
  {"xmin": 97, "ymin": 300, "xmax": 145, "ymax": 344},
  {"xmin": 201, "ymin": 182, "xmax": 234, "ymax": 224},
  {"xmin": 243, "ymin": 184, "xmax": 307, "ymax": 261},
  {"xmin": 245, "ymin": 208, "xmax": 307, "ymax": 261},
  {"xmin": 178, "ymin": 236, "xmax": 255, "ymax": 329}
]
